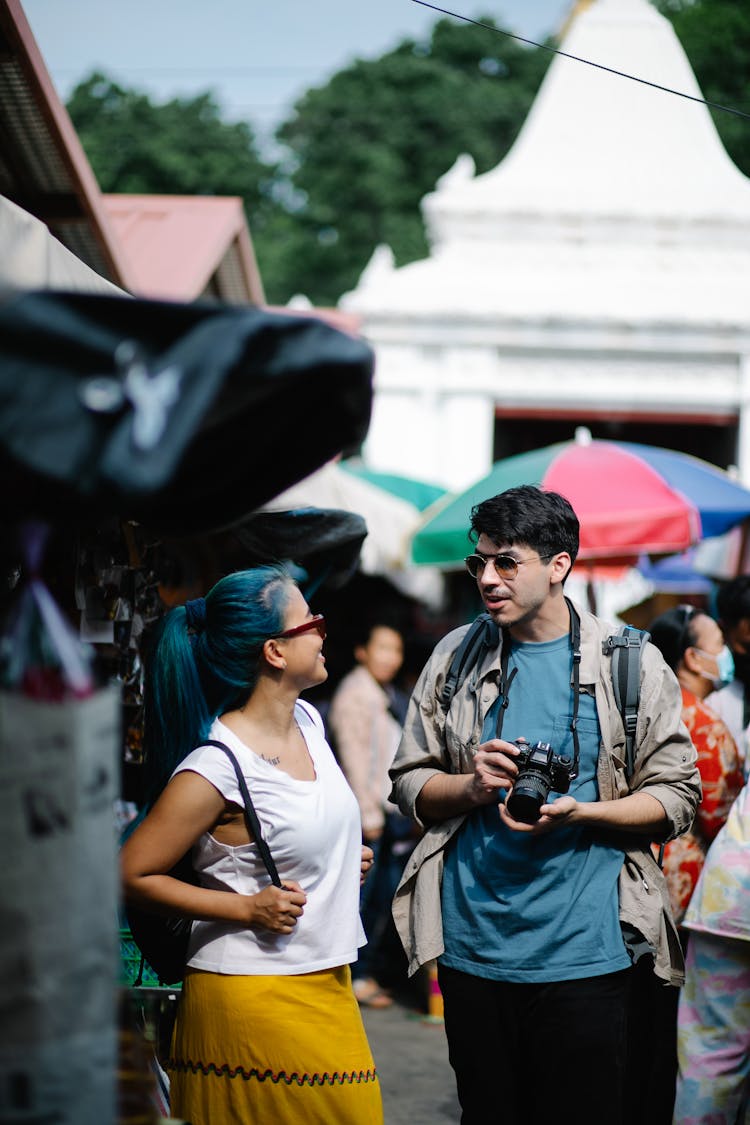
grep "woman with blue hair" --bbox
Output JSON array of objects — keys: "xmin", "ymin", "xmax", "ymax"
[{"xmin": 121, "ymin": 566, "xmax": 383, "ymax": 1124}]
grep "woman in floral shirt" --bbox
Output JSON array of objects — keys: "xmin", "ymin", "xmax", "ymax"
[{"xmin": 649, "ymin": 605, "xmax": 744, "ymax": 925}]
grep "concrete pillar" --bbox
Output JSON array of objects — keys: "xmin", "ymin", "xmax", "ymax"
[
  {"xmin": 364, "ymin": 388, "xmax": 442, "ymax": 484},
  {"xmin": 436, "ymin": 393, "xmax": 495, "ymax": 491},
  {"xmin": 364, "ymin": 388, "xmax": 495, "ymax": 492}
]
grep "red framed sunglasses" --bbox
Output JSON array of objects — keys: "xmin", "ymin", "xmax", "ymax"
[{"xmin": 276, "ymin": 614, "xmax": 326, "ymax": 640}]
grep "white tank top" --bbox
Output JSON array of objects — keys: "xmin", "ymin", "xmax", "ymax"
[{"xmin": 172, "ymin": 701, "xmax": 365, "ymax": 975}]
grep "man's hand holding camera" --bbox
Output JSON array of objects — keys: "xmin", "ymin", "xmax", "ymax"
[
  {"xmin": 472, "ymin": 736, "xmax": 579, "ymax": 835},
  {"xmin": 469, "ymin": 738, "xmax": 521, "ymax": 804}
]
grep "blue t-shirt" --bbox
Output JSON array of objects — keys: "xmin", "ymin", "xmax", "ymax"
[{"xmin": 440, "ymin": 633, "xmax": 629, "ymax": 983}]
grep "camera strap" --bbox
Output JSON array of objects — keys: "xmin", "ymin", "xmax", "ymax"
[{"xmin": 495, "ymin": 597, "xmax": 582, "ymax": 779}]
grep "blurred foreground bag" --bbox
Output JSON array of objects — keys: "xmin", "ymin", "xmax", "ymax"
[
  {"xmin": 0, "ymin": 290, "xmax": 373, "ymax": 535},
  {"xmin": 0, "ymin": 525, "xmax": 120, "ymax": 1123}
]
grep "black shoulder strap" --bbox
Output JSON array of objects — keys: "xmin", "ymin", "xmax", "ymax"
[
  {"xmin": 602, "ymin": 626, "xmax": 649, "ymax": 781},
  {"xmin": 202, "ymin": 739, "xmax": 282, "ymax": 888},
  {"xmin": 440, "ymin": 613, "xmax": 500, "ymax": 712}
]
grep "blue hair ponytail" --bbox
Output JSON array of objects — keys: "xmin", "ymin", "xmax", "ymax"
[{"xmin": 142, "ymin": 565, "xmax": 294, "ymax": 806}]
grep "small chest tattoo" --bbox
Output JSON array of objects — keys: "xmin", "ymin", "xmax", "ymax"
[{"xmin": 261, "ymin": 753, "xmax": 281, "ymax": 767}]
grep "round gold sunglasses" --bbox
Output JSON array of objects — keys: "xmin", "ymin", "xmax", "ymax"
[{"xmin": 464, "ymin": 552, "xmax": 554, "ymax": 579}]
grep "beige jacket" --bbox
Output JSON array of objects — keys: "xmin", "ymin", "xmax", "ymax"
[{"xmin": 389, "ymin": 604, "xmax": 702, "ymax": 985}]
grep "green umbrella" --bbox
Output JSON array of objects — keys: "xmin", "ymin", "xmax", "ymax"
[{"xmin": 410, "ymin": 446, "xmax": 559, "ymax": 567}]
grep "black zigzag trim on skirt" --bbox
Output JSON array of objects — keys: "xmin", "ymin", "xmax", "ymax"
[{"xmin": 169, "ymin": 1059, "xmax": 379, "ymax": 1086}]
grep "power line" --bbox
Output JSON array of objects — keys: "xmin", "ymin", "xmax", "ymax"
[{"xmin": 411, "ymin": 0, "xmax": 750, "ymax": 124}]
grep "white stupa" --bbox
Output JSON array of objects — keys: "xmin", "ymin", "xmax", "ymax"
[{"xmin": 341, "ymin": 0, "xmax": 750, "ymax": 490}]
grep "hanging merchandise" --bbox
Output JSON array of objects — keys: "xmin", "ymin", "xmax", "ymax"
[
  {"xmin": 0, "ymin": 524, "xmax": 120, "ymax": 1125},
  {"xmin": 72, "ymin": 519, "xmax": 165, "ymax": 810}
]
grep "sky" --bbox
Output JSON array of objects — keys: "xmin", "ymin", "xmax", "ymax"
[{"xmin": 22, "ymin": 0, "xmax": 573, "ymax": 143}]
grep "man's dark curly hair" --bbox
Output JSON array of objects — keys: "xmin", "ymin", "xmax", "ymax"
[{"xmin": 469, "ymin": 485, "xmax": 579, "ymax": 570}]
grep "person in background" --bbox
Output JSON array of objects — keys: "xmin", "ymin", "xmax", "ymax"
[
  {"xmin": 121, "ymin": 566, "xmax": 382, "ymax": 1125},
  {"xmin": 673, "ymin": 779, "xmax": 750, "ymax": 1124},
  {"xmin": 648, "ymin": 605, "xmax": 744, "ymax": 925},
  {"xmin": 328, "ymin": 621, "xmax": 412, "ymax": 1009},
  {"xmin": 636, "ymin": 605, "xmax": 745, "ymax": 1123},
  {"xmin": 707, "ymin": 575, "xmax": 750, "ymax": 775}
]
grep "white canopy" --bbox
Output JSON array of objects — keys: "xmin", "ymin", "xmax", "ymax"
[
  {"xmin": 263, "ymin": 461, "xmax": 445, "ymax": 606},
  {"xmin": 0, "ymin": 194, "xmax": 125, "ymax": 295}
]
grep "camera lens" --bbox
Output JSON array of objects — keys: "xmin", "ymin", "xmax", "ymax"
[{"xmin": 506, "ymin": 771, "xmax": 551, "ymax": 824}]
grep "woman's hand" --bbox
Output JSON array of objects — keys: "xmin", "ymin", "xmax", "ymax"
[
  {"xmin": 247, "ymin": 881, "xmax": 307, "ymax": 934},
  {"xmin": 360, "ymin": 845, "xmax": 375, "ymax": 886}
]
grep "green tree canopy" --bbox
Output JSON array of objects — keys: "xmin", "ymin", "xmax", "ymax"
[
  {"xmin": 67, "ymin": 72, "xmax": 282, "ymax": 239},
  {"xmin": 66, "ymin": 19, "xmax": 551, "ymax": 306},
  {"xmin": 657, "ymin": 0, "xmax": 750, "ymax": 175},
  {"xmin": 273, "ymin": 16, "xmax": 550, "ymax": 304},
  {"xmin": 71, "ymin": 6, "xmax": 750, "ymax": 310},
  {"xmin": 68, "ymin": 5, "xmax": 750, "ymax": 307}
]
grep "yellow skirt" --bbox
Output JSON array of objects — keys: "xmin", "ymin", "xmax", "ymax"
[{"xmin": 168, "ymin": 965, "xmax": 383, "ymax": 1125}]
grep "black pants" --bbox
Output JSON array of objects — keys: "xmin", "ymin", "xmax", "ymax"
[
  {"xmin": 624, "ymin": 953, "xmax": 680, "ymax": 1125},
  {"xmin": 438, "ymin": 963, "xmax": 630, "ymax": 1125}
]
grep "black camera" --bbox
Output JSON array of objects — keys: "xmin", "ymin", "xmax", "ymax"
[{"xmin": 505, "ymin": 741, "xmax": 574, "ymax": 825}]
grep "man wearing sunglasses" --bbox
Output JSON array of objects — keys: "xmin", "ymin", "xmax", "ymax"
[{"xmin": 389, "ymin": 485, "xmax": 701, "ymax": 1125}]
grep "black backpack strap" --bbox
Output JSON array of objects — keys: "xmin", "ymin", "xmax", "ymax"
[
  {"xmin": 440, "ymin": 613, "xmax": 499, "ymax": 711},
  {"xmin": 202, "ymin": 739, "xmax": 283, "ymax": 888},
  {"xmin": 602, "ymin": 626, "xmax": 649, "ymax": 782}
]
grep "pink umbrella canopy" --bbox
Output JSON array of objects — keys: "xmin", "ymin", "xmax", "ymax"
[{"xmin": 540, "ymin": 440, "xmax": 701, "ymax": 560}]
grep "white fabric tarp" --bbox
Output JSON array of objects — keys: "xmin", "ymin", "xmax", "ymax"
[
  {"xmin": 0, "ymin": 194, "xmax": 125, "ymax": 295},
  {"xmin": 263, "ymin": 460, "xmax": 445, "ymax": 607}
]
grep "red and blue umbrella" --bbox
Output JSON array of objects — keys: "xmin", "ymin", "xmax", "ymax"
[{"xmin": 411, "ymin": 437, "xmax": 750, "ymax": 567}]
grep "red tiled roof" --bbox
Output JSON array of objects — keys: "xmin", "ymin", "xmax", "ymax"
[{"xmin": 103, "ymin": 194, "xmax": 264, "ymax": 304}]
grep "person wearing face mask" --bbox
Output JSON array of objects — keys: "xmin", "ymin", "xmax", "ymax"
[
  {"xmin": 706, "ymin": 575, "xmax": 750, "ymax": 776},
  {"xmin": 647, "ymin": 605, "xmax": 744, "ymax": 927}
]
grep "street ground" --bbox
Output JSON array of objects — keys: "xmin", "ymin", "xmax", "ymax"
[{"xmin": 362, "ymin": 996, "xmax": 460, "ymax": 1124}]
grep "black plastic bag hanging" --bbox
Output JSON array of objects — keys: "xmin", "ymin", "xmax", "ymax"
[
  {"xmin": 0, "ymin": 290, "xmax": 374, "ymax": 535},
  {"xmin": 228, "ymin": 507, "xmax": 368, "ymax": 595}
]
